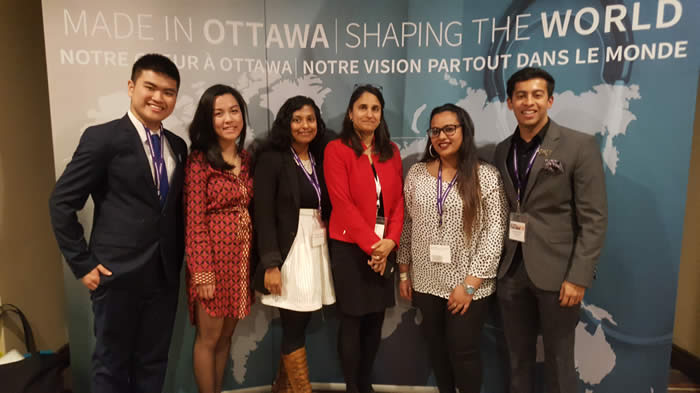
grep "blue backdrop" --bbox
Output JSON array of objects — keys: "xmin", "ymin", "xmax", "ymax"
[{"xmin": 42, "ymin": 0, "xmax": 699, "ymax": 392}]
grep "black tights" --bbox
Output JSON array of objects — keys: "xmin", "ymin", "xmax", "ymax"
[
  {"xmin": 279, "ymin": 308, "xmax": 312, "ymax": 355},
  {"xmin": 337, "ymin": 310, "xmax": 385, "ymax": 393},
  {"xmin": 413, "ymin": 292, "xmax": 489, "ymax": 393}
]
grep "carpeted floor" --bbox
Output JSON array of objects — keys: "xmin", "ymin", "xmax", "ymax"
[{"xmin": 312, "ymin": 369, "xmax": 700, "ymax": 393}]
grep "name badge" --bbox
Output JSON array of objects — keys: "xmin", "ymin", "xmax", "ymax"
[
  {"xmin": 375, "ymin": 216, "xmax": 386, "ymax": 238},
  {"xmin": 312, "ymin": 228, "xmax": 326, "ymax": 247},
  {"xmin": 430, "ymin": 244, "xmax": 451, "ymax": 264},
  {"xmin": 509, "ymin": 212, "xmax": 527, "ymax": 243}
]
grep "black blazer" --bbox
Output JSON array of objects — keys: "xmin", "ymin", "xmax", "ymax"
[
  {"xmin": 49, "ymin": 115, "xmax": 188, "ymax": 288},
  {"xmin": 252, "ymin": 148, "xmax": 331, "ymax": 294}
]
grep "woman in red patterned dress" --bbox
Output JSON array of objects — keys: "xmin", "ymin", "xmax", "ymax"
[{"xmin": 184, "ymin": 84, "xmax": 253, "ymax": 393}]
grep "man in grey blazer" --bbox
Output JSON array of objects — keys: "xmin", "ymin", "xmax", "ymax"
[{"xmin": 493, "ymin": 67, "xmax": 607, "ymax": 393}]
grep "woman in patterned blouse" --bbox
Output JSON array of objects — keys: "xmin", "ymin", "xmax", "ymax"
[
  {"xmin": 397, "ymin": 104, "xmax": 508, "ymax": 393},
  {"xmin": 184, "ymin": 84, "xmax": 253, "ymax": 393}
]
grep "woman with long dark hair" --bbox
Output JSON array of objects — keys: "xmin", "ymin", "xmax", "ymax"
[
  {"xmin": 253, "ymin": 96, "xmax": 335, "ymax": 393},
  {"xmin": 323, "ymin": 85, "xmax": 404, "ymax": 393},
  {"xmin": 397, "ymin": 104, "xmax": 508, "ymax": 393},
  {"xmin": 184, "ymin": 84, "xmax": 253, "ymax": 393}
]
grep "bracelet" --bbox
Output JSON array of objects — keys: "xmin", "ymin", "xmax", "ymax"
[
  {"xmin": 194, "ymin": 271, "xmax": 215, "ymax": 285},
  {"xmin": 399, "ymin": 272, "xmax": 409, "ymax": 281}
]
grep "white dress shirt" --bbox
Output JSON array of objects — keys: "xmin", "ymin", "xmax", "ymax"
[{"xmin": 127, "ymin": 110, "xmax": 176, "ymax": 184}]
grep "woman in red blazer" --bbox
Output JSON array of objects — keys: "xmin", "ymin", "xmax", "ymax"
[{"xmin": 323, "ymin": 84, "xmax": 404, "ymax": 393}]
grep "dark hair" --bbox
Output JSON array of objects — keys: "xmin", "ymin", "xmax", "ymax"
[
  {"xmin": 339, "ymin": 85, "xmax": 394, "ymax": 162},
  {"xmin": 506, "ymin": 67, "xmax": 555, "ymax": 99},
  {"xmin": 188, "ymin": 84, "xmax": 249, "ymax": 171},
  {"xmin": 421, "ymin": 104, "xmax": 481, "ymax": 238},
  {"xmin": 131, "ymin": 54, "xmax": 181, "ymax": 90},
  {"xmin": 259, "ymin": 95, "xmax": 327, "ymax": 160}
]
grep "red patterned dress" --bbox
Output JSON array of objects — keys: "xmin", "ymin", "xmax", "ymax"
[{"xmin": 184, "ymin": 150, "xmax": 253, "ymax": 324}]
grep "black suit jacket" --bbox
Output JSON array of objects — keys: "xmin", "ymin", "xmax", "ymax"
[
  {"xmin": 252, "ymin": 148, "xmax": 331, "ymax": 294},
  {"xmin": 49, "ymin": 114, "xmax": 187, "ymax": 288}
]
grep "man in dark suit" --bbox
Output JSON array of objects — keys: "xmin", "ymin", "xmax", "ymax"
[
  {"xmin": 49, "ymin": 54, "xmax": 187, "ymax": 393},
  {"xmin": 494, "ymin": 67, "xmax": 607, "ymax": 393}
]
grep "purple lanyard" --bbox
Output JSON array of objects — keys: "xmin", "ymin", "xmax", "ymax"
[
  {"xmin": 144, "ymin": 126, "xmax": 165, "ymax": 197},
  {"xmin": 436, "ymin": 162, "xmax": 458, "ymax": 227},
  {"xmin": 512, "ymin": 143, "xmax": 540, "ymax": 206},
  {"xmin": 290, "ymin": 147, "xmax": 322, "ymax": 212}
]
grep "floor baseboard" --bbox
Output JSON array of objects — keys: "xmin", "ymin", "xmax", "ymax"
[
  {"xmin": 672, "ymin": 344, "xmax": 700, "ymax": 384},
  {"xmin": 223, "ymin": 383, "xmax": 438, "ymax": 392}
]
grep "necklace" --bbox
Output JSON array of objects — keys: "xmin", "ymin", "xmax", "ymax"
[
  {"xmin": 300, "ymin": 158, "xmax": 313, "ymax": 174},
  {"xmin": 223, "ymin": 153, "xmax": 240, "ymax": 175}
]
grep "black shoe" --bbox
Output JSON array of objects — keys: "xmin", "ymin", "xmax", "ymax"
[{"xmin": 359, "ymin": 383, "xmax": 375, "ymax": 393}]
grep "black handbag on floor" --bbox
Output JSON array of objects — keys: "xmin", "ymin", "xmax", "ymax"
[{"xmin": 0, "ymin": 304, "xmax": 70, "ymax": 393}]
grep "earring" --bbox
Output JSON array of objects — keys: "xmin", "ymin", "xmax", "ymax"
[{"xmin": 428, "ymin": 144, "xmax": 437, "ymax": 158}]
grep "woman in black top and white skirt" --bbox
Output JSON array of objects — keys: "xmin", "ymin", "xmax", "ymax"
[
  {"xmin": 253, "ymin": 96, "xmax": 335, "ymax": 393},
  {"xmin": 397, "ymin": 104, "xmax": 508, "ymax": 393}
]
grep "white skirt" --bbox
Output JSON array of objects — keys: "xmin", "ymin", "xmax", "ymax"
[{"xmin": 261, "ymin": 209, "xmax": 336, "ymax": 311}]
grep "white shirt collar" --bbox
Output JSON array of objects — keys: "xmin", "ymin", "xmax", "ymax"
[{"xmin": 127, "ymin": 110, "xmax": 162, "ymax": 143}]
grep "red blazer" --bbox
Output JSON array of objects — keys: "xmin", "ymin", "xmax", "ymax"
[{"xmin": 324, "ymin": 139, "xmax": 404, "ymax": 255}]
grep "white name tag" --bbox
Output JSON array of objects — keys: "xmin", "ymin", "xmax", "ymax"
[
  {"xmin": 430, "ymin": 244, "xmax": 451, "ymax": 264},
  {"xmin": 374, "ymin": 216, "xmax": 386, "ymax": 238},
  {"xmin": 374, "ymin": 223, "xmax": 385, "ymax": 239},
  {"xmin": 509, "ymin": 213, "xmax": 527, "ymax": 243},
  {"xmin": 312, "ymin": 228, "xmax": 326, "ymax": 247}
]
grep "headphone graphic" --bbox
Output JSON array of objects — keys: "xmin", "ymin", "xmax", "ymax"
[{"xmin": 483, "ymin": 0, "xmax": 635, "ymax": 101}]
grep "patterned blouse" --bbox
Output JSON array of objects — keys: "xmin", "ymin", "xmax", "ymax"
[
  {"xmin": 397, "ymin": 162, "xmax": 508, "ymax": 300},
  {"xmin": 184, "ymin": 150, "xmax": 253, "ymax": 286}
]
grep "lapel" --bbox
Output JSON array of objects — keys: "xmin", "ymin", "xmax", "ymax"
[
  {"xmin": 521, "ymin": 121, "xmax": 561, "ymax": 205},
  {"xmin": 282, "ymin": 150, "xmax": 301, "ymax": 209},
  {"xmin": 497, "ymin": 137, "xmax": 518, "ymax": 208},
  {"xmin": 121, "ymin": 115, "xmax": 161, "ymax": 208}
]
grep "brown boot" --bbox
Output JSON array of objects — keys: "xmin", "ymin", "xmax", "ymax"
[
  {"xmin": 271, "ymin": 355, "xmax": 291, "ymax": 393},
  {"xmin": 282, "ymin": 347, "xmax": 312, "ymax": 393}
]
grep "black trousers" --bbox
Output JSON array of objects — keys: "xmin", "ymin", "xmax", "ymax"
[
  {"xmin": 90, "ymin": 279, "xmax": 178, "ymax": 393},
  {"xmin": 497, "ymin": 261, "xmax": 581, "ymax": 393},
  {"xmin": 413, "ymin": 291, "xmax": 489, "ymax": 393},
  {"xmin": 337, "ymin": 310, "xmax": 385, "ymax": 393},
  {"xmin": 278, "ymin": 308, "xmax": 312, "ymax": 355}
]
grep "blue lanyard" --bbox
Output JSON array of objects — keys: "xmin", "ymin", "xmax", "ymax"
[
  {"xmin": 144, "ymin": 126, "xmax": 165, "ymax": 197},
  {"xmin": 436, "ymin": 162, "xmax": 458, "ymax": 227},
  {"xmin": 512, "ymin": 143, "xmax": 540, "ymax": 207},
  {"xmin": 290, "ymin": 147, "xmax": 322, "ymax": 212}
]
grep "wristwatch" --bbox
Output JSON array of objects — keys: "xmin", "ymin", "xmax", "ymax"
[{"xmin": 460, "ymin": 283, "xmax": 476, "ymax": 295}]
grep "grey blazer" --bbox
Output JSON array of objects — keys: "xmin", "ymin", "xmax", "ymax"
[{"xmin": 493, "ymin": 120, "xmax": 608, "ymax": 291}]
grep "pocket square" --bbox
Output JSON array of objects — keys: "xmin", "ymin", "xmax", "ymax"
[{"xmin": 544, "ymin": 159, "xmax": 564, "ymax": 174}]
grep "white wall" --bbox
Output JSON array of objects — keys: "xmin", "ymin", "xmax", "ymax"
[
  {"xmin": 0, "ymin": 1, "xmax": 68, "ymax": 353},
  {"xmin": 673, "ymin": 79, "xmax": 700, "ymax": 357}
]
